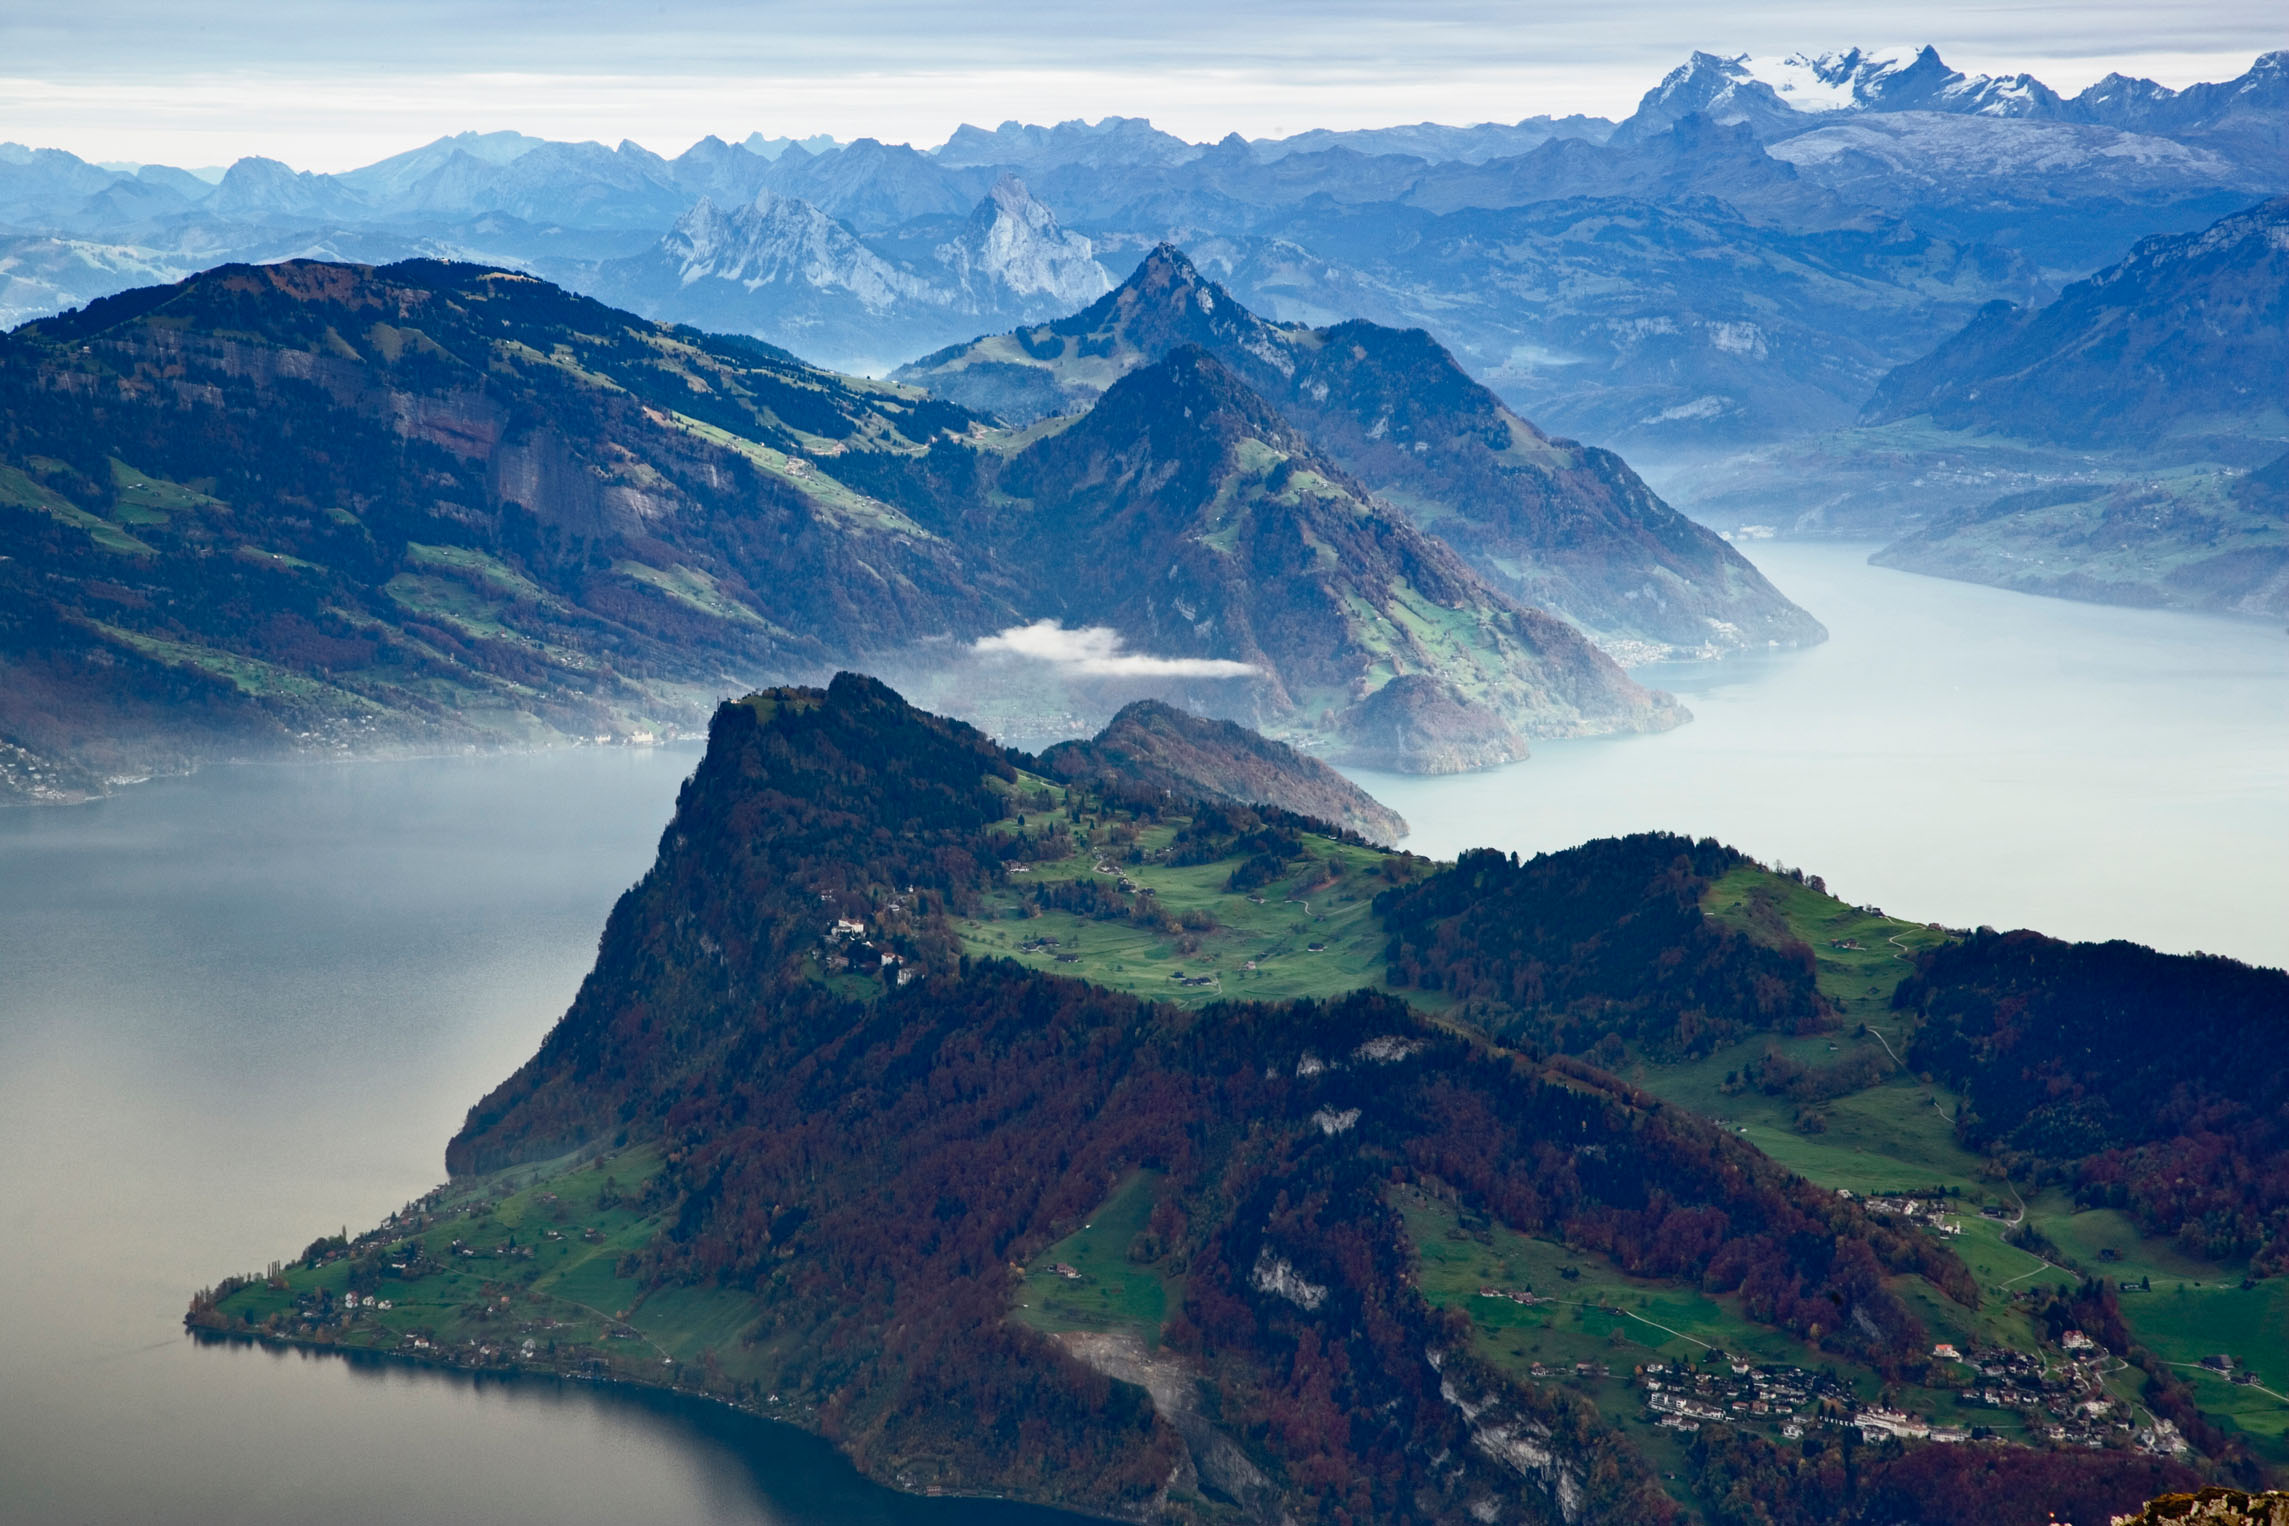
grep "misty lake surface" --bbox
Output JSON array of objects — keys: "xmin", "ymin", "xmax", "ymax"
[
  {"xmin": 1357, "ymin": 542, "xmax": 2289, "ymax": 972},
  {"xmin": 0, "ymin": 542, "xmax": 2282, "ymax": 1523}
]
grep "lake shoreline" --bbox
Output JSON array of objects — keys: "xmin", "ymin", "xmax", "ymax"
[{"xmin": 183, "ymin": 1309, "xmax": 1114, "ymax": 1520}]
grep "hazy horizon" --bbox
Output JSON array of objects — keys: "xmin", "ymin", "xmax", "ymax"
[{"xmin": 1, "ymin": 1, "xmax": 2281, "ymax": 172}]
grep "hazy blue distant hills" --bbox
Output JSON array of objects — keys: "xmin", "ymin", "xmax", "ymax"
[
  {"xmin": 0, "ymin": 46, "xmax": 2280, "ymax": 459},
  {"xmin": 1869, "ymin": 453, "xmax": 2289, "ymax": 620},
  {"xmin": 0, "ymin": 258, "xmax": 1672, "ymax": 799},
  {"xmin": 901, "ymin": 244, "xmax": 1825, "ymax": 661},
  {"xmin": 1865, "ymin": 196, "xmax": 2289, "ymax": 450},
  {"xmin": 1683, "ymin": 198, "xmax": 2289, "ymax": 615},
  {"xmin": 1246, "ymin": 114, "xmax": 1614, "ymax": 164},
  {"xmin": 584, "ymin": 174, "xmax": 1112, "ymax": 374}
]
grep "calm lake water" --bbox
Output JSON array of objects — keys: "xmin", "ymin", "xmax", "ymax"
[
  {"xmin": 0, "ymin": 748, "xmax": 1077, "ymax": 1526},
  {"xmin": 0, "ymin": 543, "xmax": 2282, "ymax": 1522},
  {"xmin": 1358, "ymin": 543, "xmax": 2289, "ymax": 971}
]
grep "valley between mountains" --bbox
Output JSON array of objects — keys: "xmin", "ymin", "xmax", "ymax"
[{"xmin": 190, "ymin": 676, "xmax": 2289, "ymax": 1526}]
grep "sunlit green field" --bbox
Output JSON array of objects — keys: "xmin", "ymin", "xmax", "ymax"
[
  {"xmin": 203, "ymin": 1144, "xmax": 784, "ymax": 1397},
  {"xmin": 956, "ymin": 804, "xmax": 1431, "ymax": 1010},
  {"xmin": 1012, "ymin": 1171, "xmax": 1179, "ymax": 1345}
]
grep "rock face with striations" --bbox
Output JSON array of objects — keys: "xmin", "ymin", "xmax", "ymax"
[{"xmin": 1039, "ymin": 698, "xmax": 1408, "ymax": 844}]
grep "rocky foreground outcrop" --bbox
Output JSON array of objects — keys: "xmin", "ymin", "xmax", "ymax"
[{"xmin": 2116, "ymin": 1490, "xmax": 2289, "ymax": 1525}]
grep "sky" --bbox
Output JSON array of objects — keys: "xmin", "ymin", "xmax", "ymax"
[{"xmin": 2, "ymin": 1, "xmax": 2282, "ymax": 171}]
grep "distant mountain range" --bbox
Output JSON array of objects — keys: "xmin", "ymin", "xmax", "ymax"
[
  {"xmin": 0, "ymin": 257, "xmax": 1703, "ymax": 801},
  {"xmin": 583, "ymin": 173, "xmax": 1112, "ymax": 373},
  {"xmin": 1, "ymin": 46, "xmax": 2281, "ymax": 459}
]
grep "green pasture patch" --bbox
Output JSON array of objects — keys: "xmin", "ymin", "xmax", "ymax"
[
  {"xmin": 202, "ymin": 1141, "xmax": 752, "ymax": 1390},
  {"xmin": 663, "ymin": 410, "xmax": 931, "ymax": 536},
  {"xmin": 613, "ymin": 560, "xmax": 777, "ymax": 631},
  {"xmin": 956, "ymin": 826, "xmax": 1415, "ymax": 1009},
  {"xmin": 0, "ymin": 464, "xmax": 156, "ymax": 553},
  {"xmin": 403, "ymin": 543, "xmax": 566, "ymax": 610},
  {"xmin": 1399, "ymin": 1185, "xmax": 2037, "ymax": 1448},
  {"xmin": 233, "ymin": 544, "xmax": 321, "ymax": 572},
  {"xmin": 110, "ymin": 457, "xmax": 223, "ymax": 517},
  {"xmin": 2108, "ymin": 1277, "xmax": 2289, "ymax": 1465},
  {"xmin": 1633, "ymin": 1030, "xmax": 1989, "ymax": 1198},
  {"xmin": 2036, "ymin": 1200, "xmax": 2242, "ymax": 1288},
  {"xmin": 89, "ymin": 623, "xmax": 380, "ymax": 709},
  {"xmin": 1704, "ymin": 865, "xmax": 1951, "ymax": 1022},
  {"xmin": 1014, "ymin": 1171, "xmax": 1175, "ymax": 1344},
  {"xmin": 1399, "ymin": 1184, "xmax": 1841, "ymax": 1377}
]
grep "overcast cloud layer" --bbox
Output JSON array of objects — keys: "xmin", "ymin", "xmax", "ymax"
[{"xmin": 2, "ymin": 1, "xmax": 2282, "ymax": 169}]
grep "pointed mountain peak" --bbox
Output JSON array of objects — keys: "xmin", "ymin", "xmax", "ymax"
[
  {"xmin": 938, "ymin": 176, "xmax": 1109, "ymax": 307},
  {"xmin": 980, "ymin": 170, "xmax": 1042, "ymax": 218},
  {"xmin": 1122, "ymin": 241, "xmax": 1210, "ymax": 294}
]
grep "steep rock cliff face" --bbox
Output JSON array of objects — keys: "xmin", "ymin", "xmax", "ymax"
[{"xmin": 935, "ymin": 173, "xmax": 1114, "ymax": 310}]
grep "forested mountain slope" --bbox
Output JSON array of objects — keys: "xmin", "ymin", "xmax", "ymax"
[
  {"xmin": 898, "ymin": 246, "xmax": 1824, "ymax": 661},
  {"xmin": 195, "ymin": 676, "xmax": 2275, "ymax": 1525},
  {"xmin": 1038, "ymin": 698, "xmax": 1409, "ymax": 845},
  {"xmin": 1864, "ymin": 197, "xmax": 2289, "ymax": 450}
]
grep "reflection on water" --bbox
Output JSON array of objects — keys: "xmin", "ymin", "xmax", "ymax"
[
  {"xmin": 1353, "ymin": 543, "xmax": 2289, "ymax": 969},
  {"xmin": 0, "ymin": 747, "xmax": 1085, "ymax": 1525}
]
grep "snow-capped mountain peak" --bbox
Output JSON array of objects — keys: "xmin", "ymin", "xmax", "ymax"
[{"xmin": 1624, "ymin": 44, "xmax": 2076, "ymax": 138}]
